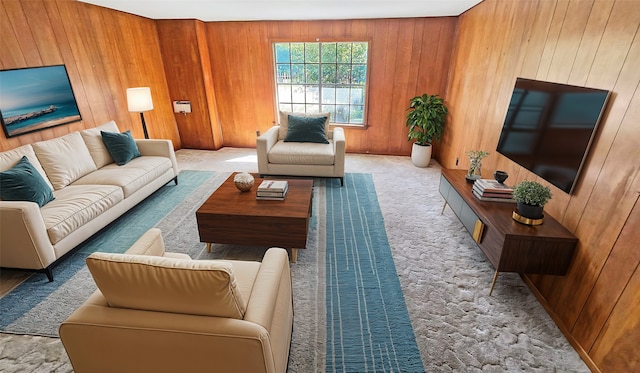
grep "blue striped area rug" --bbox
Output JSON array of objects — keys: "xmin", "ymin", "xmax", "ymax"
[{"xmin": 325, "ymin": 173, "xmax": 424, "ymax": 372}]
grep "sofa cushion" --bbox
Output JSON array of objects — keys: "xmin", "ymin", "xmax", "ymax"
[
  {"xmin": 100, "ymin": 130, "xmax": 141, "ymax": 166},
  {"xmin": 32, "ymin": 132, "xmax": 97, "ymax": 190},
  {"xmin": 86, "ymin": 253, "xmax": 247, "ymax": 319},
  {"xmin": 73, "ymin": 156, "xmax": 172, "ymax": 198},
  {"xmin": 278, "ymin": 111, "xmax": 331, "ymax": 141},
  {"xmin": 0, "ymin": 156, "xmax": 55, "ymax": 207},
  {"xmin": 0, "ymin": 144, "xmax": 54, "ymax": 190},
  {"xmin": 80, "ymin": 120, "xmax": 119, "ymax": 168},
  {"xmin": 268, "ymin": 140, "xmax": 336, "ymax": 165},
  {"xmin": 284, "ymin": 115, "xmax": 330, "ymax": 144},
  {"xmin": 42, "ymin": 184, "xmax": 123, "ymax": 244}
]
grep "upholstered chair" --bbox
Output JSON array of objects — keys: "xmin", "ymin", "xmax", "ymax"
[{"xmin": 59, "ymin": 228, "xmax": 293, "ymax": 373}]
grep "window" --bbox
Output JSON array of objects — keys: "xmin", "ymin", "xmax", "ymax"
[{"xmin": 273, "ymin": 41, "xmax": 369, "ymax": 125}]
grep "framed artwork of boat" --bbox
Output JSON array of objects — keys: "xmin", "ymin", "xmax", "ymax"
[{"xmin": 0, "ymin": 65, "xmax": 82, "ymax": 138}]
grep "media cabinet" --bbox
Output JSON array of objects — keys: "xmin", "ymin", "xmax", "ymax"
[{"xmin": 439, "ymin": 168, "xmax": 578, "ymax": 294}]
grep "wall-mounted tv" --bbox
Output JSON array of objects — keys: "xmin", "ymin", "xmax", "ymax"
[
  {"xmin": 496, "ymin": 77, "xmax": 610, "ymax": 194},
  {"xmin": 0, "ymin": 65, "xmax": 82, "ymax": 138}
]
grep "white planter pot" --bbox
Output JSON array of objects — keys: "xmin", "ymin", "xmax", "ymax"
[{"xmin": 411, "ymin": 143, "xmax": 432, "ymax": 168}]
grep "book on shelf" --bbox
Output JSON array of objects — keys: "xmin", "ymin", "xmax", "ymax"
[
  {"xmin": 473, "ymin": 179, "xmax": 513, "ymax": 193},
  {"xmin": 472, "ymin": 184, "xmax": 512, "ymax": 198},
  {"xmin": 255, "ymin": 195, "xmax": 286, "ymax": 201},
  {"xmin": 256, "ymin": 181, "xmax": 288, "ymax": 200},
  {"xmin": 256, "ymin": 190, "xmax": 288, "ymax": 197},
  {"xmin": 257, "ymin": 180, "xmax": 288, "ymax": 192},
  {"xmin": 472, "ymin": 188, "xmax": 515, "ymax": 203}
]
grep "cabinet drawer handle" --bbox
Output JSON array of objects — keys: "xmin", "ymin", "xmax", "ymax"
[{"xmin": 472, "ymin": 220, "xmax": 485, "ymax": 243}]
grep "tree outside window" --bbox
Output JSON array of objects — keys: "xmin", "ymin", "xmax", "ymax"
[{"xmin": 274, "ymin": 41, "xmax": 369, "ymax": 125}]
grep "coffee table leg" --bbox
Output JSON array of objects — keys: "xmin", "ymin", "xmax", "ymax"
[
  {"xmin": 290, "ymin": 248, "xmax": 297, "ymax": 263},
  {"xmin": 206, "ymin": 242, "xmax": 211, "ymax": 253}
]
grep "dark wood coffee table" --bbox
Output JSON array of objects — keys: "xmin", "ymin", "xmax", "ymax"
[{"xmin": 196, "ymin": 173, "xmax": 313, "ymax": 262}]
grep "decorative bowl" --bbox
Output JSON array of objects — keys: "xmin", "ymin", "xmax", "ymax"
[
  {"xmin": 233, "ymin": 172, "xmax": 254, "ymax": 192},
  {"xmin": 494, "ymin": 170, "xmax": 509, "ymax": 184}
]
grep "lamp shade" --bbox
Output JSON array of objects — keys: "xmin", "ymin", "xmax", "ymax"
[{"xmin": 126, "ymin": 87, "xmax": 153, "ymax": 112}]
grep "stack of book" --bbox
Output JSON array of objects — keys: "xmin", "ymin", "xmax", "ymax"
[
  {"xmin": 472, "ymin": 179, "xmax": 515, "ymax": 203},
  {"xmin": 256, "ymin": 180, "xmax": 289, "ymax": 200}
]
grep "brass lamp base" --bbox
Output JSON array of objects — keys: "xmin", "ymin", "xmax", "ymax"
[{"xmin": 512, "ymin": 210, "xmax": 544, "ymax": 226}]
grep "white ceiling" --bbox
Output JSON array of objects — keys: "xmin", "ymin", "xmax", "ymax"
[{"xmin": 78, "ymin": 0, "xmax": 483, "ymax": 21}]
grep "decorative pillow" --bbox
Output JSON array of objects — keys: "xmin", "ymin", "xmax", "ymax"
[
  {"xmin": 278, "ymin": 111, "xmax": 331, "ymax": 140},
  {"xmin": 100, "ymin": 130, "xmax": 141, "ymax": 166},
  {"xmin": 80, "ymin": 120, "xmax": 119, "ymax": 168},
  {"xmin": 284, "ymin": 114, "xmax": 330, "ymax": 144},
  {"xmin": 0, "ymin": 156, "xmax": 55, "ymax": 207},
  {"xmin": 86, "ymin": 252, "xmax": 246, "ymax": 319}
]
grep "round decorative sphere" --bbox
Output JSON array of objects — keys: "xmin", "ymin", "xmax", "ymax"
[
  {"xmin": 494, "ymin": 170, "xmax": 509, "ymax": 184},
  {"xmin": 233, "ymin": 172, "xmax": 254, "ymax": 192}
]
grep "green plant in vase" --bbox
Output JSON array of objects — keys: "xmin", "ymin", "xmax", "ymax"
[
  {"xmin": 405, "ymin": 93, "xmax": 448, "ymax": 167},
  {"xmin": 512, "ymin": 180, "xmax": 552, "ymax": 220},
  {"xmin": 466, "ymin": 150, "xmax": 489, "ymax": 182}
]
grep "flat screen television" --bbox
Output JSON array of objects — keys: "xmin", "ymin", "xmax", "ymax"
[
  {"xmin": 496, "ymin": 77, "xmax": 610, "ymax": 194},
  {"xmin": 0, "ymin": 65, "xmax": 82, "ymax": 138}
]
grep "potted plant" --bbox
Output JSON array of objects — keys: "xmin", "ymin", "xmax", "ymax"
[
  {"xmin": 465, "ymin": 150, "xmax": 489, "ymax": 183},
  {"xmin": 405, "ymin": 93, "xmax": 448, "ymax": 167},
  {"xmin": 512, "ymin": 180, "xmax": 552, "ymax": 220}
]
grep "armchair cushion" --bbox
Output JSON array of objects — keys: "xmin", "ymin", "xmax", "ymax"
[
  {"xmin": 86, "ymin": 252, "xmax": 246, "ymax": 319},
  {"xmin": 0, "ymin": 156, "xmax": 55, "ymax": 207},
  {"xmin": 284, "ymin": 114, "xmax": 330, "ymax": 144},
  {"xmin": 278, "ymin": 111, "xmax": 331, "ymax": 140}
]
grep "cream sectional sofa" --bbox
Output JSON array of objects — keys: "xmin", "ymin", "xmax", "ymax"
[
  {"xmin": 60, "ymin": 228, "xmax": 293, "ymax": 373},
  {"xmin": 0, "ymin": 121, "xmax": 179, "ymax": 281}
]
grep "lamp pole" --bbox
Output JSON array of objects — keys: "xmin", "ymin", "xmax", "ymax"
[{"xmin": 139, "ymin": 112, "xmax": 149, "ymax": 139}]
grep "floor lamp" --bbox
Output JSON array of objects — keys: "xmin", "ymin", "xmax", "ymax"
[{"xmin": 126, "ymin": 87, "xmax": 153, "ymax": 139}]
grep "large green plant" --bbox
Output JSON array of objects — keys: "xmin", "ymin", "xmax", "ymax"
[
  {"xmin": 512, "ymin": 180, "xmax": 552, "ymax": 206},
  {"xmin": 405, "ymin": 94, "xmax": 448, "ymax": 146}
]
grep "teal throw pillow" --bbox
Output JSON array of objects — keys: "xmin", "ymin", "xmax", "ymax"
[
  {"xmin": 284, "ymin": 115, "xmax": 330, "ymax": 144},
  {"xmin": 101, "ymin": 130, "xmax": 141, "ymax": 166},
  {"xmin": 0, "ymin": 156, "xmax": 55, "ymax": 207}
]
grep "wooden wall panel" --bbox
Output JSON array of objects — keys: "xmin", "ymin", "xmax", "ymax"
[
  {"xmin": 0, "ymin": 0, "xmax": 180, "ymax": 152},
  {"xmin": 203, "ymin": 18, "xmax": 457, "ymax": 154},
  {"xmin": 156, "ymin": 20, "xmax": 222, "ymax": 149},
  {"xmin": 443, "ymin": 1, "xmax": 640, "ymax": 371}
]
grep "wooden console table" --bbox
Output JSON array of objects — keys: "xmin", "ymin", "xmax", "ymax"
[{"xmin": 439, "ymin": 169, "xmax": 577, "ymax": 295}]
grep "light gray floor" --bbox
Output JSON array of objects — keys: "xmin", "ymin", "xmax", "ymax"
[{"xmin": 0, "ymin": 148, "xmax": 589, "ymax": 372}]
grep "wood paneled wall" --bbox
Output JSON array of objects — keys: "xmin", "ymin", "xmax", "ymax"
[
  {"xmin": 443, "ymin": 1, "xmax": 640, "ymax": 371},
  {"xmin": 201, "ymin": 18, "xmax": 457, "ymax": 154},
  {"xmin": 0, "ymin": 0, "xmax": 181, "ymax": 151},
  {"xmin": 156, "ymin": 20, "xmax": 223, "ymax": 150}
]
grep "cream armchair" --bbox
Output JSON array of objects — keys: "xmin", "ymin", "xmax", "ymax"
[
  {"xmin": 59, "ymin": 228, "xmax": 293, "ymax": 373},
  {"xmin": 257, "ymin": 111, "xmax": 346, "ymax": 186}
]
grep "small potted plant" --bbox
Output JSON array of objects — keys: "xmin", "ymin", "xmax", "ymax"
[
  {"xmin": 405, "ymin": 93, "xmax": 448, "ymax": 167},
  {"xmin": 465, "ymin": 150, "xmax": 489, "ymax": 182},
  {"xmin": 512, "ymin": 180, "xmax": 552, "ymax": 220}
]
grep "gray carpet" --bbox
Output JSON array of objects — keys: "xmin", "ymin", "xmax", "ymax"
[{"xmin": 0, "ymin": 148, "xmax": 589, "ymax": 372}]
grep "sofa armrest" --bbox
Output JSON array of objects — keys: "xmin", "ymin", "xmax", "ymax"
[
  {"xmin": 243, "ymin": 248, "xmax": 291, "ymax": 331},
  {"xmin": 256, "ymin": 126, "xmax": 279, "ymax": 174},
  {"xmin": 0, "ymin": 201, "xmax": 56, "ymax": 270},
  {"xmin": 135, "ymin": 139, "xmax": 179, "ymax": 178},
  {"xmin": 332, "ymin": 127, "xmax": 346, "ymax": 176}
]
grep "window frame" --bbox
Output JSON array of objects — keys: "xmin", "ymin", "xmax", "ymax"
[{"xmin": 271, "ymin": 39, "xmax": 372, "ymax": 128}]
